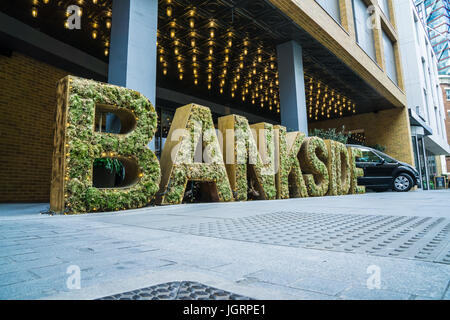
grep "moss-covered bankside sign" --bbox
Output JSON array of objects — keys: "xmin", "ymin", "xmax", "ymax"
[{"xmin": 50, "ymin": 76, "xmax": 365, "ymax": 214}]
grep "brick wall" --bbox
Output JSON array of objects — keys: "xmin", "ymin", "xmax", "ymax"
[
  {"xmin": 0, "ymin": 52, "xmax": 69, "ymax": 202},
  {"xmin": 309, "ymin": 107, "xmax": 415, "ymax": 165}
]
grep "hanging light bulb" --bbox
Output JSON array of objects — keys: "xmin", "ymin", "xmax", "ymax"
[
  {"xmin": 166, "ymin": 5, "xmax": 173, "ymax": 17},
  {"xmin": 189, "ymin": 17, "xmax": 195, "ymax": 29},
  {"xmin": 92, "ymin": 30, "xmax": 98, "ymax": 40},
  {"xmin": 208, "ymin": 21, "xmax": 215, "ymax": 38},
  {"xmin": 31, "ymin": 7, "xmax": 38, "ymax": 18},
  {"xmin": 106, "ymin": 18, "xmax": 112, "ymax": 29}
]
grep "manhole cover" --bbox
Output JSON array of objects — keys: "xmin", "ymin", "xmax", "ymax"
[{"xmin": 97, "ymin": 281, "xmax": 253, "ymax": 300}]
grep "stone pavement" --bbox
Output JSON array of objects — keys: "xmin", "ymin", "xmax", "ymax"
[{"xmin": 0, "ymin": 190, "xmax": 449, "ymax": 300}]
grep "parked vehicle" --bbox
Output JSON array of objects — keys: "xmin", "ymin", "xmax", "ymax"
[{"xmin": 347, "ymin": 145, "xmax": 420, "ymax": 192}]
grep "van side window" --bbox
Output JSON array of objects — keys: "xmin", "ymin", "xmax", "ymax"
[{"xmin": 356, "ymin": 150, "xmax": 382, "ymax": 163}]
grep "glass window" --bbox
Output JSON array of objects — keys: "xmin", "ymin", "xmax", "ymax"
[
  {"xmin": 353, "ymin": 0, "xmax": 377, "ymax": 60},
  {"xmin": 375, "ymin": 151, "xmax": 397, "ymax": 163},
  {"xmin": 316, "ymin": 0, "xmax": 341, "ymax": 23},
  {"xmin": 445, "ymin": 89, "xmax": 450, "ymax": 101},
  {"xmin": 382, "ymin": 29, "xmax": 398, "ymax": 84},
  {"xmin": 356, "ymin": 149, "xmax": 383, "ymax": 163},
  {"xmin": 378, "ymin": 0, "xmax": 390, "ymax": 20}
]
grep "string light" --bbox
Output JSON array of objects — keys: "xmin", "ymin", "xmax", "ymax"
[{"xmin": 34, "ymin": 1, "xmax": 359, "ymax": 118}]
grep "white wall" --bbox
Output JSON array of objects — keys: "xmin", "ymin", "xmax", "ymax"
[{"xmin": 395, "ymin": 0, "xmax": 450, "ymax": 156}]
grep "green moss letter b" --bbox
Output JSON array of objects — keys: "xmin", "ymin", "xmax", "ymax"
[{"xmin": 50, "ymin": 76, "xmax": 161, "ymax": 214}]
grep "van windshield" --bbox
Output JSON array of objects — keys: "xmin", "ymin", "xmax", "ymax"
[{"xmin": 375, "ymin": 151, "xmax": 397, "ymax": 164}]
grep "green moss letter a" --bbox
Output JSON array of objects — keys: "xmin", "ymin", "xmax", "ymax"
[{"xmin": 157, "ymin": 104, "xmax": 233, "ymax": 205}]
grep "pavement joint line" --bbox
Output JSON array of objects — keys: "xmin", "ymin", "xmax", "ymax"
[{"xmin": 441, "ymin": 280, "xmax": 450, "ymax": 299}]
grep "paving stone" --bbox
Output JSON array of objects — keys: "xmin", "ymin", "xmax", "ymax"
[
  {"xmin": 0, "ymin": 270, "xmax": 38, "ymax": 287},
  {"xmin": 339, "ymin": 286, "xmax": 411, "ymax": 300},
  {"xmin": 0, "ymin": 248, "xmax": 35, "ymax": 258},
  {"xmin": 157, "ymin": 212, "xmax": 450, "ymax": 265}
]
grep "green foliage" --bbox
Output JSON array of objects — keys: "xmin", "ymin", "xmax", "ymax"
[
  {"xmin": 309, "ymin": 127, "xmax": 349, "ymax": 145},
  {"xmin": 276, "ymin": 127, "xmax": 308, "ymax": 199},
  {"xmin": 161, "ymin": 105, "xmax": 233, "ymax": 205},
  {"xmin": 94, "ymin": 158, "xmax": 124, "ymax": 179},
  {"xmin": 234, "ymin": 116, "xmax": 277, "ymax": 201},
  {"xmin": 299, "ymin": 137, "xmax": 330, "ymax": 197},
  {"xmin": 62, "ymin": 76, "xmax": 160, "ymax": 214},
  {"xmin": 349, "ymin": 147, "xmax": 366, "ymax": 194}
]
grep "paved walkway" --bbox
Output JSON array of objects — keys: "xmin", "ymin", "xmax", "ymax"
[{"xmin": 0, "ymin": 190, "xmax": 449, "ymax": 300}]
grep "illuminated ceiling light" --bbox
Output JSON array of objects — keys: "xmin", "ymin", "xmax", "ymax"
[
  {"xmin": 31, "ymin": 7, "xmax": 38, "ymax": 18},
  {"xmin": 104, "ymin": 48, "xmax": 109, "ymax": 56},
  {"xmin": 163, "ymin": 68, "xmax": 167, "ymax": 75},
  {"xmin": 106, "ymin": 18, "xmax": 112, "ymax": 29},
  {"xmin": 166, "ymin": 5, "xmax": 173, "ymax": 17},
  {"xmin": 208, "ymin": 21, "xmax": 215, "ymax": 38},
  {"xmin": 92, "ymin": 30, "xmax": 98, "ymax": 39},
  {"xmin": 189, "ymin": 17, "xmax": 195, "ymax": 29}
]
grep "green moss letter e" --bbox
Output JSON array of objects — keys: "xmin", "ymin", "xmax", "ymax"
[{"xmin": 50, "ymin": 76, "xmax": 161, "ymax": 214}]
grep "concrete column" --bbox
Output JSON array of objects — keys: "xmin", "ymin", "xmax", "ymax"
[
  {"xmin": 108, "ymin": 0, "xmax": 158, "ymax": 149},
  {"xmin": 276, "ymin": 41, "xmax": 308, "ymax": 134}
]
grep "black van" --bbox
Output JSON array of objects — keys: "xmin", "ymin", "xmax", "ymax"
[{"xmin": 347, "ymin": 145, "xmax": 420, "ymax": 192}]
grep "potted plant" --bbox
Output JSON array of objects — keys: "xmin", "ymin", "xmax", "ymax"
[{"xmin": 93, "ymin": 158, "xmax": 125, "ymax": 188}]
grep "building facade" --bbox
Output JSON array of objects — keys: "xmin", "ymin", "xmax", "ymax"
[
  {"xmin": 415, "ymin": 0, "xmax": 450, "ymax": 75},
  {"xmin": 396, "ymin": 0, "xmax": 450, "ymax": 189},
  {"xmin": 439, "ymin": 75, "xmax": 450, "ymax": 171},
  {"xmin": 0, "ymin": 0, "xmax": 414, "ymax": 202}
]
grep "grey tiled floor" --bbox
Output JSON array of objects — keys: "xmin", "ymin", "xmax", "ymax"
[{"xmin": 0, "ymin": 190, "xmax": 449, "ymax": 300}]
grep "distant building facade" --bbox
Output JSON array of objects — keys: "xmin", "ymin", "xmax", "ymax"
[
  {"xmin": 396, "ymin": 0, "xmax": 450, "ymax": 188},
  {"xmin": 415, "ymin": 0, "xmax": 450, "ymax": 75}
]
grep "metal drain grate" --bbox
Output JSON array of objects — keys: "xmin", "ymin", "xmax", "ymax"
[
  {"xmin": 97, "ymin": 281, "xmax": 253, "ymax": 300},
  {"xmin": 159, "ymin": 212, "xmax": 450, "ymax": 264}
]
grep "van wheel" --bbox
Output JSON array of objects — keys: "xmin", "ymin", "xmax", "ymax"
[{"xmin": 393, "ymin": 173, "xmax": 413, "ymax": 192}]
